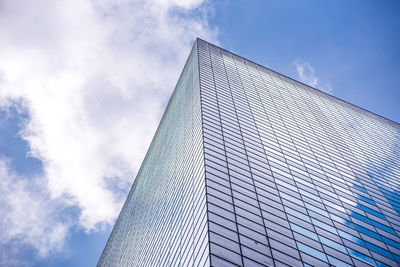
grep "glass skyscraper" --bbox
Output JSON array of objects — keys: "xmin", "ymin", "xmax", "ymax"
[{"xmin": 98, "ymin": 39, "xmax": 400, "ymax": 267}]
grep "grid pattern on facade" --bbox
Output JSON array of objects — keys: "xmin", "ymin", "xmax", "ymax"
[
  {"xmin": 98, "ymin": 43, "xmax": 210, "ymax": 267},
  {"xmin": 98, "ymin": 39, "xmax": 400, "ymax": 267},
  {"xmin": 197, "ymin": 39, "xmax": 400, "ymax": 267}
]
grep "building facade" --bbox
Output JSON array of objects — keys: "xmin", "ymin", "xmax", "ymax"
[{"xmin": 98, "ymin": 39, "xmax": 400, "ymax": 267}]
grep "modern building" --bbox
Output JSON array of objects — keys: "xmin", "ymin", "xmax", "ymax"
[{"xmin": 98, "ymin": 39, "xmax": 400, "ymax": 267}]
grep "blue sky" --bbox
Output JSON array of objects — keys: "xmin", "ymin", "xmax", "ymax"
[
  {"xmin": 0, "ymin": 1, "xmax": 399, "ymax": 266},
  {"xmin": 211, "ymin": 0, "xmax": 400, "ymax": 123}
]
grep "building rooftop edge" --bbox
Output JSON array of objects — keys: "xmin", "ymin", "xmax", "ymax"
[{"xmin": 195, "ymin": 37, "xmax": 399, "ymax": 126}]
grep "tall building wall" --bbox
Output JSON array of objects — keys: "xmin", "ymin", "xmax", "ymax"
[
  {"xmin": 98, "ymin": 42, "xmax": 210, "ymax": 267},
  {"xmin": 197, "ymin": 39, "xmax": 400, "ymax": 267},
  {"xmin": 99, "ymin": 39, "xmax": 400, "ymax": 267}
]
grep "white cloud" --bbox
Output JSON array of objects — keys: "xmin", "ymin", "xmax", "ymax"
[
  {"xmin": 0, "ymin": 0, "xmax": 217, "ymax": 263},
  {"xmin": 0, "ymin": 158, "xmax": 69, "ymax": 266},
  {"xmin": 293, "ymin": 60, "xmax": 332, "ymax": 93}
]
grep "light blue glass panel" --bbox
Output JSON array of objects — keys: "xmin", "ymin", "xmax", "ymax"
[
  {"xmin": 296, "ymin": 241, "xmax": 328, "ymax": 262},
  {"xmin": 319, "ymin": 236, "xmax": 347, "ymax": 253},
  {"xmin": 290, "ymin": 223, "xmax": 318, "ymax": 240},
  {"xmin": 347, "ymin": 248, "xmax": 377, "ymax": 266},
  {"xmin": 338, "ymin": 230, "xmax": 365, "ymax": 247},
  {"xmin": 285, "ymin": 206, "xmax": 311, "ymax": 223},
  {"xmin": 327, "ymin": 255, "xmax": 353, "ymax": 267}
]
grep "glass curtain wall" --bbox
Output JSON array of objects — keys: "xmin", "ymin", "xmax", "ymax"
[
  {"xmin": 98, "ymin": 42, "xmax": 209, "ymax": 267},
  {"xmin": 197, "ymin": 39, "xmax": 400, "ymax": 267}
]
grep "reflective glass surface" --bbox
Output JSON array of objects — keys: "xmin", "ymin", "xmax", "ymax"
[
  {"xmin": 98, "ymin": 43, "xmax": 209, "ymax": 266},
  {"xmin": 197, "ymin": 39, "xmax": 400, "ymax": 267},
  {"xmin": 99, "ymin": 39, "xmax": 400, "ymax": 267}
]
